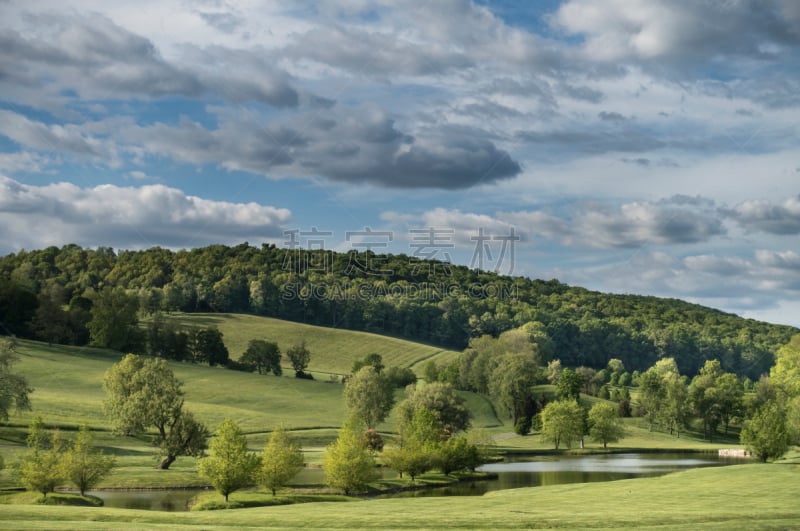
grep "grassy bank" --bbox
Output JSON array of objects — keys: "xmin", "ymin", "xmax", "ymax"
[{"xmin": 0, "ymin": 464, "xmax": 797, "ymax": 529}]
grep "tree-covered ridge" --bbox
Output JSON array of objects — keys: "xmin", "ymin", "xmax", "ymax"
[{"xmin": 0, "ymin": 243, "xmax": 796, "ymax": 379}]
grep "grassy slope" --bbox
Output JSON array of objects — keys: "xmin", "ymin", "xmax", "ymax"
[
  {"xmin": 160, "ymin": 312, "xmax": 461, "ymax": 375},
  {"xmin": 0, "ymin": 337, "xmax": 503, "ymax": 488},
  {"xmin": 0, "ymin": 464, "xmax": 798, "ymax": 530}
]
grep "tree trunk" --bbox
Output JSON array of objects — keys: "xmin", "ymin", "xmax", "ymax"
[
  {"xmin": 272, "ymin": 488, "xmax": 276, "ymax": 496},
  {"xmin": 603, "ymin": 440, "xmax": 607, "ymax": 450},
  {"xmin": 159, "ymin": 455, "xmax": 177, "ymax": 469}
]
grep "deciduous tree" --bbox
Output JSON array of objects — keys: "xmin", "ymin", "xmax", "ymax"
[
  {"xmin": 87, "ymin": 286, "xmax": 141, "ymax": 352},
  {"xmin": 0, "ymin": 338, "xmax": 32, "ymax": 422},
  {"xmin": 198, "ymin": 419, "xmax": 258, "ymax": 502},
  {"xmin": 18, "ymin": 417, "xmax": 64, "ymax": 498},
  {"xmin": 344, "ymin": 366, "xmax": 395, "ymax": 429},
  {"xmin": 103, "ymin": 354, "xmax": 209, "ymax": 469},
  {"xmin": 286, "ymin": 341, "xmax": 311, "ymax": 377},
  {"xmin": 397, "ymin": 382, "xmax": 471, "ymax": 436},
  {"xmin": 741, "ymin": 401, "xmax": 789, "ymax": 462},
  {"xmin": 540, "ymin": 400, "xmax": 584, "ymax": 450},
  {"xmin": 588, "ymin": 402, "xmax": 625, "ymax": 449},
  {"xmin": 61, "ymin": 424, "xmax": 116, "ymax": 496},
  {"xmin": 323, "ymin": 421, "xmax": 377, "ymax": 495},
  {"xmin": 258, "ymin": 425, "xmax": 304, "ymax": 496},
  {"xmin": 241, "ymin": 340, "xmax": 282, "ymax": 376}
]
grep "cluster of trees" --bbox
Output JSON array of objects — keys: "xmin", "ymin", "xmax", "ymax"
[
  {"xmin": 324, "ymin": 376, "xmax": 490, "ymax": 494},
  {"xmin": 16, "ymin": 418, "xmax": 115, "ymax": 497},
  {"xmin": 741, "ymin": 335, "xmax": 800, "ymax": 461},
  {"xmin": 198, "ymin": 421, "xmax": 304, "ymax": 502},
  {"xmin": 634, "ymin": 358, "xmax": 744, "ymax": 441},
  {"xmin": 1, "ymin": 243, "xmax": 796, "ymax": 380}
]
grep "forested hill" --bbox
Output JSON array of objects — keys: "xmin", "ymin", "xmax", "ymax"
[{"xmin": 0, "ymin": 243, "xmax": 796, "ymax": 379}]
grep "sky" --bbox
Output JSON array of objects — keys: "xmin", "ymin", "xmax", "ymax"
[{"xmin": 0, "ymin": 0, "xmax": 799, "ymax": 327}]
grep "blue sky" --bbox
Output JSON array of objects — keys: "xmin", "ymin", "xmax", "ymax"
[{"xmin": 1, "ymin": 0, "xmax": 799, "ymax": 326}]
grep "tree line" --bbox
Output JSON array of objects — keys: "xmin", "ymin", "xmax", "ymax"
[{"xmin": 1, "ymin": 243, "xmax": 796, "ymax": 379}]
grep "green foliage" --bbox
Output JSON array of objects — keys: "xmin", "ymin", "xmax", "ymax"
[
  {"xmin": 588, "ymin": 403, "xmax": 625, "ymax": 449},
  {"xmin": 384, "ymin": 366, "xmax": 417, "ymax": 388},
  {"xmin": 192, "ymin": 327, "xmax": 229, "ymax": 366},
  {"xmin": 258, "ymin": 425, "xmax": 304, "ymax": 496},
  {"xmin": 397, "ymin": 382, "xmax": 471, "ymax": 436},
  {"xmin": 17, "ymin": 417, "xmax": 65, "ymax": 497},
  {"xmin": 103, "ymin": 354, "xmax": 209, "ymax": 469},
  {"xmin": 770, "ymin": 334, "xmax": 800, "ymax": 397},
  {"xmin": 540, "ymin": 400, "xmax": 584, "ymax": 450},
  {"xmin": 352, "ymin": 353, "xmax": 384, "ymax": 374},
  {"xmin": 286, "ymin": 341, "xmax": 311, "ymax": 377},
  {"xmin": 0, "ymin": 337, "xmax": 32, "ymax": 421},
  {"xmin": 741, "ymin": 400, "xmax": 789, "ymax": 462},
  {"xmin": 240, "ymin": 340, "xmax": 282, "ymax": 376},
  {"xmin": 87, "ymin": 286, "xmax": 141, "ymax": 352},
  {"xmin": 381, "ymin": 443, "xmax": 433, "ymax": 482},
  {"xmin": 432, "ymin": 435, "xmax": 480, "ymax": 475},
  {"xmin": 198, "ymin": 419, "xmax": 259, "ymax": 502},
  {"xmin": 556, "ymin": 367, "xmax": 583, "ymax": 402},
  {"xmin": 323, "ymin": 422, "xmax": 377, "ymax": 495},
  {"xmin": 489, "ymin": 351, "xmax": 539, "ymax": 424},
  {"xmin": 61, "ymin": 425, "xmax": 116, "ymax": 496},
  {"xmin": 514, "ymin": 415, "xmax": 532, "ymax": 436},
  {"xmin": 3, "ymin": 243, "xmax": 794, "ymax": 382},
  {"xmin": 344, "ymin": 366, "xmax": 395, "ymax": 429}
]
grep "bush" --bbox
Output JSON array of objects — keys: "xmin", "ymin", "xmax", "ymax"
[{"xmin": 514, "ymin": 416, "xmax": 532, "ymax": 436}]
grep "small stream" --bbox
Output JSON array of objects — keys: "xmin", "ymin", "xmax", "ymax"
[{"xmin": 88, "ymin": 452, "xmax": 739, "ymax": 511}]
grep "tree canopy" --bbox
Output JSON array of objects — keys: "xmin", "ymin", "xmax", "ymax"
[{"xmin": 1, "ymin": 243, "xmax": 795, "ymax": 380}]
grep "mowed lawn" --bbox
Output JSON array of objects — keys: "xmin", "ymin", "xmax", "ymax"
[
  {"xmin": 0, "ymin": 338, "xmax": 504, "ymax": 488},
  {"xmin": 159, "ymin": 312, "xmax": 460, "ymax": 375},
  {"xmin": 1, "ymin": 464, "xmax": 798, "ymax": 530}
]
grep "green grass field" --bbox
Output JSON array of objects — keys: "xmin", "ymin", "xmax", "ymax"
[
  {"xmin": 0, "ymin": 464, "xmax": 798, "ymax": 529},
  {"xmin": 0, "ymin": 336, "xmax": 504, "ymax": 489},
  {"xmin": 159, "ymin": 312, "xmax": 460, "ymax": 375}
]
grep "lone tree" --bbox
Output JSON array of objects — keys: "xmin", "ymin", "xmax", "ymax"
[
  {"xmin": 741, "ymin": 400, "xmax": 790, "ymax": 462},
  {"xmin": 0, "ymin": 338, "xmax": 32, "ymax": 421},
  {"xmin": 198, "ymin": 419, "xmax": 258, "ymax": 502},
  {"xmin": 258, "ymin": 425, "xmax": 304, "ymax": 496},
  {"xmin": 18, "ymin": 417, "xmax": 65, "ymax": 498},
  {"xmin": 588, "ymin": 402, "xmax": 625, "ymax": 449},
  {"xmin": 286, "ymin": 341, "xmax": 311, "ymax": 377},
  {"xmin": 344, "ymin": 366, "xmax": 395, "ymax": 429},
  {"xmin": 103, "ymin": 354, "xmax": 209, "ymax": 469},
  {"xmin": 62, "ymin": 424, "xmax": 116, "ymax": 496},
  {"xmin": 323, "ymin": 421, "xmax": 377, "ymax": 495},
  {"xmin": 241, "ymin": 340, "xmax": 282, "ymax": 376}
]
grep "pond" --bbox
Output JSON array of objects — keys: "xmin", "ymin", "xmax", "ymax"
[
  {"xmin": 89, "ymin": 452, "xmax": 738, "ymax": 510},
  {"xmin": 376, "ymin": 452, "xmax": 738, "ymax": 498}
]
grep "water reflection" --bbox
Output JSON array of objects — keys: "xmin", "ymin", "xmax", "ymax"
[
  {"xmin": 381, "ymin": 453, "xmax": 734, "ymax": 498},
  {"xmin": 90, "ymin": 453, "xmax": 736, "ymax": 509}
]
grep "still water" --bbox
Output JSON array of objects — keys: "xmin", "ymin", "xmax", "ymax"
[
  {"xmin": 89, "ymin": 453, "xmax": 736, "ymax": 510},
  {"xmin": 376, "ymin": 453, "xmax": 736, "ymax": 498}
]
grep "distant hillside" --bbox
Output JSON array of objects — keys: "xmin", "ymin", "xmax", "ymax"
[
  {"xmin": 161, "ymin": 312, "xmax": 459, "ymax": 376},
  {"xmin": 1, "ymin": 243, "xmax": 796, "ymax": 378}
]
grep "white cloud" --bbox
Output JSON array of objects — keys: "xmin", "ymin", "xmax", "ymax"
[{"xmin": 0, "ymin": 175, "xmax": 291, "ymax": 250}]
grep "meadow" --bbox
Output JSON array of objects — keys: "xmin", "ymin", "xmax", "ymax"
[
  {"xmin": 159, "ymin": 312, "xmax": 461, "ymax": 375},
  {"xmin": 0, "ymin": 315, "xmax": 792, "ymax": 530},
  {"xmin": 1, "ymin": 464, "xmax": 798, "ymax": 529}
]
